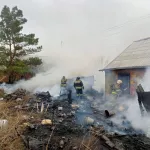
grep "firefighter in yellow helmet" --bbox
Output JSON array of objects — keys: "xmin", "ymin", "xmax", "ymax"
[
  {"xmin": 74, "ymin": 77, "xmax": 84, "ymax": 98},
  {"xmin": 61, "ymin": 76, "xmax": 67, "ymax": 87},
  {"xmin": 111, "ymin": 80, "xmax": 123, "ymax": 98},
  {"xmin": 105, "ymin": 80, "xmax": 126, "ymax": 114},
  {"xmin": 105, "ymin": 80, "xmax": 123, "ymax": 110},
  {"xmin": 60, "ymin": 76, "xmax": 67, "ymax": 95}
]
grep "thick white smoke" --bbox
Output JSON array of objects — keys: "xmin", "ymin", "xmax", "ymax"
[
  {"xmin": 0, "ymin": 0, "xmax": 150, "ymax": 92},
  {"xmin": 111, "ymin": 68, "xmax": 150, "ymax": 135},
  {"xmin": 138, "ymin": 69, "xmax": 150, "ymax": 91},
  {"xmin": 124, "ymin": 100, "xmax": 150, "ymax": 133},
  {"xmin": 0, "ymin": 52, "xmax": 108, "ymax": 94},
  {"xmin": 109, "ymin": 97, "xmax": 150, "ymax": 135}
]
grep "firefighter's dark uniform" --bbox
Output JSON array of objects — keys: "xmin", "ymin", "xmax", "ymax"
[{"xmin": 74, "ymin": 79, "xmax": 84, "ymax": 96}]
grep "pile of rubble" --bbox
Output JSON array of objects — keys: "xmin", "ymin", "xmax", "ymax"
[
  {"xmin": 4, "ymin": 88, "xmax": 28, "ymax": 101},
  {"xmin": 19, "ymin": 98, "xmax": 85, "ymax": 150},
  {"xmin": 85, "ymin": 126, "xmax": 150, "ymax": 150},
  {"xmin": 1, "ymin": 88, "xmax": 150, "ymax": 150},
  {"xmin": 0, "ymin": 88, "xmax": 84, "ymax": 149}
]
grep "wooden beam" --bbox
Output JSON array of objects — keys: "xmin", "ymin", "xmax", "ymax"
[{"xmin": 82, "ymin": 143, "xmax": 92, "ymax": 150}]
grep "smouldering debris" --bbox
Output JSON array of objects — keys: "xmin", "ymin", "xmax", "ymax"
[{"xmin": 0, "ymin": 87, "xmax": 150, "ymax": 150}]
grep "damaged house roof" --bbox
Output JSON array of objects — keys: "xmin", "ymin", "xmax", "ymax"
[{"xmin": 103, "ymin": 37, "xmax": 150, "ymax": 70}]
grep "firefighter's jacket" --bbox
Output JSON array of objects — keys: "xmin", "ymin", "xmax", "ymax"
[
  {"xmin": 61, "ymin": 78, "xmax": 67, "ymax": 87},
  {"xmin": 74, "ymin": 79, "xmax": 84, "ymax": 89},
  {"xmin": 111, "ymin": 84, "xmax": 122, "ymax": 96}
]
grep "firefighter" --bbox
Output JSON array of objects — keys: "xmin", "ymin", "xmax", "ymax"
[
  {"xmin": 74, "ymin": 77, "xmax": 84, "ymax": 98},
  {"xmin": 61, "ymin": 76, "xmax": 67, "ymax": 87},
  {"xmin": 105, "ymin": 80, "xmax": 123, "ymax": 111},
  {"xmin": 60, "ymin": 76, "xmax": 67, "ymax": 95},
  {"xmin": 111, "ymin": 80, "xmax": 123, "ymax": 98}
]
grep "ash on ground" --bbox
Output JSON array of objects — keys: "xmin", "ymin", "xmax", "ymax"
[{"xmin": 0, "ymin": 88, "xmax": 150, "ymax": 150}]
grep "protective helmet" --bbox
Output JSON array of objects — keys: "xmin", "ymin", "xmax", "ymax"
[
  {"xmin": 77, "ymin": 77, "xmax": 80, "ymax": 80},
  {"xmin": 117, "ymin": 80, "xmax": 123, "ymax": 84}
]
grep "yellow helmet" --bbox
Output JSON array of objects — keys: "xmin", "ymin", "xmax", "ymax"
[{"xmin": 117, "ymin": 80, "xmax": 122, "ymax": 84}]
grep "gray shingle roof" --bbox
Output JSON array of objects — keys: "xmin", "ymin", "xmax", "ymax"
[{"xmin": 103, "ymin": 37, "xmax": 150, "ymax": 70}]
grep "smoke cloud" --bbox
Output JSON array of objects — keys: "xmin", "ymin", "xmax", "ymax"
[
  {"xmin": 1, "ymin": 0, "xmax": 150, "ymax": 91},
  {"xmin": 108, "ymin": 68, "xmax": 150, "ymax": 135},
  {"xmin": 137, "ymin": 69, "xmax": 150, "ymax": 91},
  {"xmin": 124, "ymin": 100, "xmax": 150, "ymax": 133},
  {"xmin": 109, "ymin": 96, "xmax": 150, "ymax": 135}
]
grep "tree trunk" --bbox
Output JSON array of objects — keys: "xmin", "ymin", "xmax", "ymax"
[
  {"xmin": 8, "ymin": 74, "xmax": 13, "ymax": 84},
  {"xmin": 8, "ymin": 72, "xmax": 16, "ymax": 84}
]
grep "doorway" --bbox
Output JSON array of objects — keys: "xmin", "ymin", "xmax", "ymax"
[{"xmin": 118, "ymin": 73, "xmax": 130, "ymax": 94}]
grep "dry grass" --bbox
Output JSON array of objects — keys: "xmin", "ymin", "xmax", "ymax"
[
  {"xmin": 0, "ymin": 89, "xmax": 4, "ymax": 98},
  {"xmin": 0, "ymin": 97, "xmax": 31, "ymax": 150}
]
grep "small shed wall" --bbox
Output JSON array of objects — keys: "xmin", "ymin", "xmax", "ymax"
[{"xmin": 105, "ymin": 68, "xmax": 146, "ymax": 96}]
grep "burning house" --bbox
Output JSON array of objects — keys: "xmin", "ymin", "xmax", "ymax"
[{"xmin": 101, "ymin": 37, "xmax": 150, "ymax": 97}]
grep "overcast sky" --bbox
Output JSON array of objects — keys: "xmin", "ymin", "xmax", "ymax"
[
  {"xmin": 1, "ymin": 0, "xmax": 150, "ymax": 88},
  {"xmin": 1, "ymin": 0, "xmax": 150, "ymax": 57}
]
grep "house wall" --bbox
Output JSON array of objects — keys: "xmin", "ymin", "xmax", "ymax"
[
  {"xmin": 105, "ymin": 68, "xmax": 146, "ymax": 96},
  {"xmin": 105, "ymin": 70, "xmax": 117, "ymax": 95}
]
